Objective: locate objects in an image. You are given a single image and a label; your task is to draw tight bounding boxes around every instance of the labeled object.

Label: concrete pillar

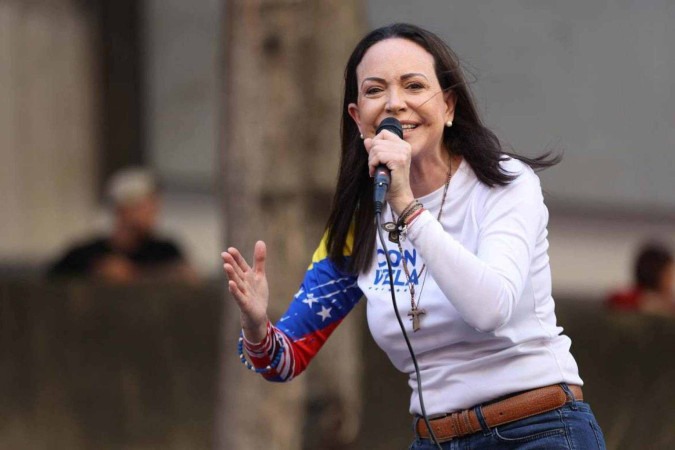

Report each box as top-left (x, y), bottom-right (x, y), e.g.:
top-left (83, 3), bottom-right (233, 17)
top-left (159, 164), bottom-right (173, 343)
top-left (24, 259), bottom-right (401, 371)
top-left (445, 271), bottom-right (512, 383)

top-left (0, 0), bottom-right (98, 267)
top-left (216, 0), bottom-right (364, 448)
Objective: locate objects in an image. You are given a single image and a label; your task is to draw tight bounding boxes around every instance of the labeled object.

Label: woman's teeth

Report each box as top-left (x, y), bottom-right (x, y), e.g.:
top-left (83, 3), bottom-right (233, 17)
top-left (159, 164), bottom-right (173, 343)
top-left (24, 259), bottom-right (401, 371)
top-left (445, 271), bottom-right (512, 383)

top-left (402, 124), bottom-right (417, 130)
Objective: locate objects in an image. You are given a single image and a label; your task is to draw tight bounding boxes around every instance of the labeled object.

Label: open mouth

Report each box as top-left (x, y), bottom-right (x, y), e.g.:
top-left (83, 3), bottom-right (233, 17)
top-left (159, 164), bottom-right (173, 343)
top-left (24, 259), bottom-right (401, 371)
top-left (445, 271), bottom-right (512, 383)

top-left (402, 123), bottom-right (418, 131)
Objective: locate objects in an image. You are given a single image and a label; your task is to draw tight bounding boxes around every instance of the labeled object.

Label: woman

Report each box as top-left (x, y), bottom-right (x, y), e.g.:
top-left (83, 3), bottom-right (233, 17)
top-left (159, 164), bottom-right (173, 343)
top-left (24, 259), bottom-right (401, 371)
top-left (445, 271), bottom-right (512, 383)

top-left (222, 23), bottom-right (606, 449)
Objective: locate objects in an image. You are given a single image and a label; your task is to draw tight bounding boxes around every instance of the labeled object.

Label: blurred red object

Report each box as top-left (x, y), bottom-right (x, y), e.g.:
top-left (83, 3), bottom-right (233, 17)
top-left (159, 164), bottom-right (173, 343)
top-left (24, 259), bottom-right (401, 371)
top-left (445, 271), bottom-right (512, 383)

top-left (606, 288), bottom-right (642, 310)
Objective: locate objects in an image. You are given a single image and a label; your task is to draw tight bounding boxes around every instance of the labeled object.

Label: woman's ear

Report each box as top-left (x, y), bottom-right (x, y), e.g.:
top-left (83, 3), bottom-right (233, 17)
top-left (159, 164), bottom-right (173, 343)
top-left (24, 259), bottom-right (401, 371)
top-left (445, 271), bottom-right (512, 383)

top-left (347, 103), bottom-right (362, 135)
top-left (444, 90), bottom-right (457, 123)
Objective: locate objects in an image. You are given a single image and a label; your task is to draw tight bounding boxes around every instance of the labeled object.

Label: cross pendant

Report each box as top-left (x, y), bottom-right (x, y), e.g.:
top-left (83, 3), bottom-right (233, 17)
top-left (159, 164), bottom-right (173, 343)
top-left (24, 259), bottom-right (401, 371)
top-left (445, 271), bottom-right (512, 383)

top-left (408, 307), bottom-right (426, 332)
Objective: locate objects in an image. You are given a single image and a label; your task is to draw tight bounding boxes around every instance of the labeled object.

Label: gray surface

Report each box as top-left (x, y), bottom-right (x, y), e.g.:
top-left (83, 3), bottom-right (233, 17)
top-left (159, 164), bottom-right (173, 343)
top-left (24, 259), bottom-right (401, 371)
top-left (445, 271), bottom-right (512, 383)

top-left (366, 1), bottom-right (675, 212)
top-left (144, 0), bottom-right (220, 189)
top-left (143, 1), bottom-right (675, 210)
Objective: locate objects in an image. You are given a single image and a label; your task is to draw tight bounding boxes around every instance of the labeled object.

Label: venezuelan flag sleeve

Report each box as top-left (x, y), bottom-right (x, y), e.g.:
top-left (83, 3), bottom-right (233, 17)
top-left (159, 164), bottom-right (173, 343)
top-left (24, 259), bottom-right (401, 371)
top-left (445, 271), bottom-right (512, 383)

top-left (243, 231), bottom-right (363, 382)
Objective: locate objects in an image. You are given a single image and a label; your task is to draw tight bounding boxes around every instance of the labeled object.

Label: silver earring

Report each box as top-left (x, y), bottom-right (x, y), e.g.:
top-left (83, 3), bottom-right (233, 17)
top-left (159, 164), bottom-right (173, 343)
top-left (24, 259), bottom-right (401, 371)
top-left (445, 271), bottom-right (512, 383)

top-left (360, 133), bottom-right (364, 139)
top-left (445, 120), bottom-right (453, 128)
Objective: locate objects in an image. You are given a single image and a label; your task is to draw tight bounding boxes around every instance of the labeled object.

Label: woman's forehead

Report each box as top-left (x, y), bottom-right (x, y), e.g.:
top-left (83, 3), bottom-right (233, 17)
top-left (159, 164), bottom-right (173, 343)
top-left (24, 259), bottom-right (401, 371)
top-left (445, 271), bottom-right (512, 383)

top-left (356, 38), bottom-right (436, 82)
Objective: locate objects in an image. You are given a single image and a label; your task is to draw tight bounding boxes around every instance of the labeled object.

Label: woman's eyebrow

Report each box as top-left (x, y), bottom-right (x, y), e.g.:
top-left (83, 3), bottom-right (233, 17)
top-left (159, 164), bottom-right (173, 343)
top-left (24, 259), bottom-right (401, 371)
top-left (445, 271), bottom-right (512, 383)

top-left (361, 73), bottom-right (429, 88)
top-left (400, 72), bottom-right (429, 81)
top-left (361, 76), bottom-right (385, 88)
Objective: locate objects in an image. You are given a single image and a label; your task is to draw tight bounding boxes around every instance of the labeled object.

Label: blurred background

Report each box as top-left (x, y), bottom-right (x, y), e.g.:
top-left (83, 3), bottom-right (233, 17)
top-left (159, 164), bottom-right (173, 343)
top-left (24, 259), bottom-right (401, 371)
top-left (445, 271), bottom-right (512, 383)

top-left (1, 0), bottom-right (674, 449)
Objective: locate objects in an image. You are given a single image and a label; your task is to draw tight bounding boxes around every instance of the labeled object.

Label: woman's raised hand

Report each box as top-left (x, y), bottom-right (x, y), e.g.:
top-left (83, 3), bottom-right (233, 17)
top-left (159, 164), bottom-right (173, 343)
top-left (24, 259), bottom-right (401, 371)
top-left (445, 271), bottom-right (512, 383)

top-left (221, 240), bottom-right (269, 342)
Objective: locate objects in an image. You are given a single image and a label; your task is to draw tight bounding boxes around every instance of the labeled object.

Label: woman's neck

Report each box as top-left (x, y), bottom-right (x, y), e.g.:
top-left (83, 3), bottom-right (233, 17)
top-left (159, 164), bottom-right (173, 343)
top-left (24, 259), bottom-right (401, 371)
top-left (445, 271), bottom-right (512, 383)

top-left (409, 150), bottom-right (460, 198)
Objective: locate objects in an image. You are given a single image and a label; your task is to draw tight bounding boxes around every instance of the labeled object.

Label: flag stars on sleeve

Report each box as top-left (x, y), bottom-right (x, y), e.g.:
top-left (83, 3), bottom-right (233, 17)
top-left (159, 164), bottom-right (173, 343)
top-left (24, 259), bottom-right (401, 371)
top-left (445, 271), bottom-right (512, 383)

top-left (317, 306), bottom-right (332, 321)
top-left (303, 294), bottom-right (318, 309)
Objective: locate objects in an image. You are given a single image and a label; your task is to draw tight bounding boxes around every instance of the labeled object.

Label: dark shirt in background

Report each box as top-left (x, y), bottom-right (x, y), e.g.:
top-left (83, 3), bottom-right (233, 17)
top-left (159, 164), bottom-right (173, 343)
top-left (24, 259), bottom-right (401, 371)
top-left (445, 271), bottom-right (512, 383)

top-left (47, 236), bottom-right (184, 278)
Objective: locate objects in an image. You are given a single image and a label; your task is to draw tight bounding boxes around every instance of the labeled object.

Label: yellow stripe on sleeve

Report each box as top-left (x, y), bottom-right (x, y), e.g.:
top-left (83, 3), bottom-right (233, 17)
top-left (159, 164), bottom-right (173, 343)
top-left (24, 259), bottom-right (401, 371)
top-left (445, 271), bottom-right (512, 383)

top-left (308, 224), bottom-right (355, 270)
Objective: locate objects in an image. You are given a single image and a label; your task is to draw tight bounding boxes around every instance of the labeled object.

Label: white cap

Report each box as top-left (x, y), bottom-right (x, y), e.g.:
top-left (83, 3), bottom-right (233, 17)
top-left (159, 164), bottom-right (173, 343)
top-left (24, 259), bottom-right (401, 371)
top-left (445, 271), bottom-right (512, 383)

top-left (106, 167), bottom-right (158, 206)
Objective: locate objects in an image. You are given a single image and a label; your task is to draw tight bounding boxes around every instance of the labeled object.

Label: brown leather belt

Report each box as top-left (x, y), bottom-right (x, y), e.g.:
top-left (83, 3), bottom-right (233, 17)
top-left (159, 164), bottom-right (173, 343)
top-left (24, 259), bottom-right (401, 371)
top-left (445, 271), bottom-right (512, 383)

top-left (415, 384), bottom-right (583, 443)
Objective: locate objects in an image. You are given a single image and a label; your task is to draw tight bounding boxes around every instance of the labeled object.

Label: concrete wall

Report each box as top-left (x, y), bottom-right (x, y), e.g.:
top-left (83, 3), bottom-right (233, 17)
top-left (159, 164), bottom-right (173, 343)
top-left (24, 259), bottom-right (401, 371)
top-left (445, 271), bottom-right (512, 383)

top-left (0, 280), bottom-right (223, 450)
top-left (2, 281), bottom-right (674, 449)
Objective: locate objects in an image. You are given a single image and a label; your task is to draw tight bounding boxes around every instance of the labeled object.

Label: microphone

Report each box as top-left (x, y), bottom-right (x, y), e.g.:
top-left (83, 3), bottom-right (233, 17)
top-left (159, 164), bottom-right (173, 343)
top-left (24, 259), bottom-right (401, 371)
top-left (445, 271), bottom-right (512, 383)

top-left (373, 117), bottom-right (403, 214)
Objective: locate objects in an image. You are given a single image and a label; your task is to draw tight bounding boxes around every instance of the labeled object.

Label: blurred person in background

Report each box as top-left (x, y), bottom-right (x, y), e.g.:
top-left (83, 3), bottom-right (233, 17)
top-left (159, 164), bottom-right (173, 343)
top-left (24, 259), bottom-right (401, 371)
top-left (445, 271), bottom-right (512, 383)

top-left (47, 167), bottom-right (197, 283)
top-left (223, 23), bottom-right (605, 449)
top-left (607, 242), bottom-right (675, 316)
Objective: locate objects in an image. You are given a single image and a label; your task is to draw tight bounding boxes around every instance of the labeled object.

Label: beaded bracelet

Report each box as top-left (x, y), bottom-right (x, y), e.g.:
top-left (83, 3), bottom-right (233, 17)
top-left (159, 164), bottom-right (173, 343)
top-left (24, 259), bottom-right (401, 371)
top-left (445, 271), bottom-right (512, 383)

top-left (237, 331), bottom-right (285, 373)
top-left (398, 202), bottom-right (424, 227)
top-left (393, 203), bottom-right (425, 242)
top-left (404, 207), bottom-right (425, 226)
top-left (397, 199), bottom-right (421, 221)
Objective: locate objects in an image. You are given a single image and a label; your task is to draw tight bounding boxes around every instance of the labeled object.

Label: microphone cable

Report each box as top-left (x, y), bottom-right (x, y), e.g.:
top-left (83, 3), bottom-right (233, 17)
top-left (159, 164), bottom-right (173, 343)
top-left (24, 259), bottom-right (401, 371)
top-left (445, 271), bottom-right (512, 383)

top-left (375, 211), bottom-right (443, 450)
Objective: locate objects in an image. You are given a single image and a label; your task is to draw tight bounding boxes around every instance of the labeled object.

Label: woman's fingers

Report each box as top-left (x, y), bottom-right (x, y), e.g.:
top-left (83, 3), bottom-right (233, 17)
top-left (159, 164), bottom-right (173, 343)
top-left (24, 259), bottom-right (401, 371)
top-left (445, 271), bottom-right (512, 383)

top-left (375, 129), bottom-right (403, 141)
top-left (221, 243), bottom-right (267, 305)
top-left (228, 247), bottom-right (252, 273)
top-left (223, 263), bottom-right (247, 294)
top-left (221, 244), bottom-right (270, 336)
top-left (367, 146), bottom-right (409, 173)
top-left (221, 252), bottom-right (249, 292)
top-left (222, 253), bottom-right (247, 282)
top-left (364, 138), bottom-right (376, 176)
top-left (365, 132), bottom-right (410, 166)
top-left (225, 263), bottom-right (260, 315)
top-left (222, 247), bottom-right (253, 284)
top-left (253, 241), bottom-right (267, 275)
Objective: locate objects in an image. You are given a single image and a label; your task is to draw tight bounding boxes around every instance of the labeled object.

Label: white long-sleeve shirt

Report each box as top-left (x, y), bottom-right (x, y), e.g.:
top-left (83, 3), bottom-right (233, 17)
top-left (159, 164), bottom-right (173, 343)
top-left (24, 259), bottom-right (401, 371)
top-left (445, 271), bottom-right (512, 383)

top-left (359, 157), bottom-right (582, 415)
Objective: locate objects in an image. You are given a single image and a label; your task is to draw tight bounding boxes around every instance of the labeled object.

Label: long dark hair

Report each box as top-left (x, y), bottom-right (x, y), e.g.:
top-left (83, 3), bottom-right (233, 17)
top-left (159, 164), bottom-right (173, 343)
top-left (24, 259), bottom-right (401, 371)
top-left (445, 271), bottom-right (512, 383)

top-left (326, 23), bottom-right (560, 274)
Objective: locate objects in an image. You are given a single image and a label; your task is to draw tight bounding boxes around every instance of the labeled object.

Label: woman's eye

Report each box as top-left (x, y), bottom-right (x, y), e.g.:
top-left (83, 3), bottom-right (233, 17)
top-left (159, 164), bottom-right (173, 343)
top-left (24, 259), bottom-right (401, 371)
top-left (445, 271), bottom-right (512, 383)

top-left (365, 87), bottom-right (383, 95)
top-left (407, 82), bottom-right (425, 90)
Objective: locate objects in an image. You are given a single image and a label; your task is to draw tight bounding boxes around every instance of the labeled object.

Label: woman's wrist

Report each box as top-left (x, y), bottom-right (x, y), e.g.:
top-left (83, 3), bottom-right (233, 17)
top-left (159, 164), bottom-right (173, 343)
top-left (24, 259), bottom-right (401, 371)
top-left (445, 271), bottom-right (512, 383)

top-left (238, 321), bottom-right (285, 374)
top-left (241, 315), bottom-right (270, 344)
top-left (389, 192), bottom-right (416, 215)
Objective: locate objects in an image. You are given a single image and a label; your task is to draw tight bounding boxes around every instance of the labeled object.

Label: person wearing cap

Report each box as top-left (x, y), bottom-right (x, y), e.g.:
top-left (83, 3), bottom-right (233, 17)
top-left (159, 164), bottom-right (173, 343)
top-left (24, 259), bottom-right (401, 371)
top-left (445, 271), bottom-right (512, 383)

top-left (47, 167), bottom-right (196, 283)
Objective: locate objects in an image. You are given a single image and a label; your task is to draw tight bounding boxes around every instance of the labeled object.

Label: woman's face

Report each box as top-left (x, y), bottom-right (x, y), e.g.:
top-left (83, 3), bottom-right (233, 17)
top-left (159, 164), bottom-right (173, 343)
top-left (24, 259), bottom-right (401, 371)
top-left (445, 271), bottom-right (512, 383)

top-left (348, 38), bottom-right (455, 160)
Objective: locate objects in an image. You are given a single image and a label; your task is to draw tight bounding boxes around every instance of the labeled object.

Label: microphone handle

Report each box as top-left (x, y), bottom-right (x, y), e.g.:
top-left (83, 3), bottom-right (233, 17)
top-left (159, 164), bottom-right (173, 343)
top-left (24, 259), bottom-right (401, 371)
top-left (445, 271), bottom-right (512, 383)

top-left (373, 117), bottom-right (402, 215)
top-left (374, 164), bottom-right (390, 214)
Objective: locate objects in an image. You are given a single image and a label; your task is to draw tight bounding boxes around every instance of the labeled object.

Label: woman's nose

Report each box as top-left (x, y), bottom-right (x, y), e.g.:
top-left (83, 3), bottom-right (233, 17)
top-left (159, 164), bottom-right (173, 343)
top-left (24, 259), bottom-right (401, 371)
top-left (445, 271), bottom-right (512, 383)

top-left (385, 88), bottom-right (406, 113)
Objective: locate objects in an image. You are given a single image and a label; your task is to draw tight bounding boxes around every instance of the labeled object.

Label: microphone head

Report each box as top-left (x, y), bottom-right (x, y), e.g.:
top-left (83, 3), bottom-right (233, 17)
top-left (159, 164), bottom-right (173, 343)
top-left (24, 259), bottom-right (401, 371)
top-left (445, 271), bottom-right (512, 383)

top-left (376, 117), bottom-right (403, 139)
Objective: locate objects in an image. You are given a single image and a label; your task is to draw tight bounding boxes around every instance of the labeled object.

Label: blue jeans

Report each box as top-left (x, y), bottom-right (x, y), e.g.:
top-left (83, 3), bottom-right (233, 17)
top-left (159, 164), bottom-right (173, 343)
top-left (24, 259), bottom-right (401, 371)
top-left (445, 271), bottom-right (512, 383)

top-left (409, 401), bottom-right (606, 449)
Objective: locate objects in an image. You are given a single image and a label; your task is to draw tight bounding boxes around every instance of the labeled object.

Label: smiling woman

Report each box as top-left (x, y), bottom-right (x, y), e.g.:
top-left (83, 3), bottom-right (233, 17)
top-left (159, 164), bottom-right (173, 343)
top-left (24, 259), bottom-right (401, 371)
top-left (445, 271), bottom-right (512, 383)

top-left (347, 38), bottom-right (456, 215)
top-left (222, 23), bottom-right (605, 449)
